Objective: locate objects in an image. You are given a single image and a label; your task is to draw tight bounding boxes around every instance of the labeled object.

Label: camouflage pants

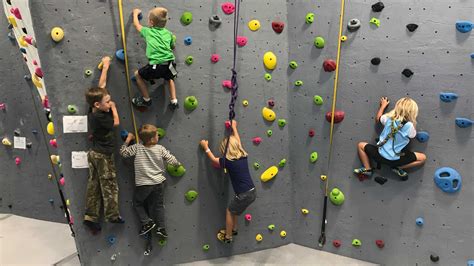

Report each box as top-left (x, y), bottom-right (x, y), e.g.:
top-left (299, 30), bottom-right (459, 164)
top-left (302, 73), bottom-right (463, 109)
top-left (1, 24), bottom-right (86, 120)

top-left (84, 150), bottom-right (120, 223)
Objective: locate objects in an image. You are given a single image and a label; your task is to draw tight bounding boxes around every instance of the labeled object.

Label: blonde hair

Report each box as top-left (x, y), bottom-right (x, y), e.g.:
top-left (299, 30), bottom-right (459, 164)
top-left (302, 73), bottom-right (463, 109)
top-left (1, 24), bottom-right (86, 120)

top-left (149, 7), bottom-right (168, 28)
top-left (385, 97), bottom-right (418, 126)
top-left (139, 124), bottom-right (157, 145)
top-left (219, 135), bottom-right (248, 161)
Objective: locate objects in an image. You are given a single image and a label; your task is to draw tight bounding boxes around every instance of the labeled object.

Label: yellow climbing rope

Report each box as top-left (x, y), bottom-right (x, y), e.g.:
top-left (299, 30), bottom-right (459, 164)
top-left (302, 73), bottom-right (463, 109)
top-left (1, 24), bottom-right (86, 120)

top-left (118, 0), bottom-right (139, 138)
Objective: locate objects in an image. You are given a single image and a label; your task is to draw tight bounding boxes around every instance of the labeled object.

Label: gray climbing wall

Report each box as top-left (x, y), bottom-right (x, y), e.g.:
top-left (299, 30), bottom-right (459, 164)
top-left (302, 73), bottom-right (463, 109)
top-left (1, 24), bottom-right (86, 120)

top-left (288, 0), bottom-right (473, 265)
top-left (0, 11), bottom-right (66, 223)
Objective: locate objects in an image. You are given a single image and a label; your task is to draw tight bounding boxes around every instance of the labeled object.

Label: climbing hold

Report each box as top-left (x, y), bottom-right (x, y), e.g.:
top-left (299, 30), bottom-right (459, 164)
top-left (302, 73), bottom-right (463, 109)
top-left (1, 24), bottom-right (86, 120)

top-left (375, 240), bottom-right (385, 248)
top-left (455, 20), bottom-right (473, 33)
top-left (415, 131), bottom-right (430, 142)
top-left (158, 239), bottom-right (167, 246)
top-left (308, 129), bottom-right (315, 137)
top-left (260, 166), bottom-right (278, 182)
top-left (325, 110), bottom-right (345, 123)
top-left (157, 128), bottom-right (166, 138)
top-left (115, 49), bottom-right (125, 61)
top-left (245, 214), bottom-right (252, 221)
top-left (333, 240), bottom-right (342, 248)
top-left (225, 120), bottom-right (232, 129)
top-left (439, 92), bottom-right (458, 102)
top-left (371, 57), bottom-right (381, 65)
top-left (272, 21), bottom-right (285, 34)
top-left (301, 208), bottom-right (309, 215)
top-left (24, 74), bottom-right (31, 80)
top-left (352, 239), bottom-right (362, 247)
top-left (330, 188), bottom-right (345, 205)
top-left (184, 96), bottom-right (198, 111)
top-left (202, 244), bottom-right (210, 251)
top-left (84, 69), bottom-right (93, 76)
top-left (267, 99), bottom-right (275, 107)
top-left (236, 36), bottom-right (248, 47)
top-left (48, 174), bottom-right (53, 180)
top-left (48, 198), bottom-right (54, 204)
top-left (19, 48), bottom-right (27, 54)
top-left (242, 100), bottom-right (249, 107)
top-left (267, 130), bottom-right (273, 137)
top-left (323, 59), bottom-right (337, 72)
top-left (320, 175), bottom-right (327, 181)
top-left (35, 67), bottom-right (44, 78)
top-left (406, 23), bottom-right (419, 32)
top-left (183, 36), bottom-right (192, 45)
top-left (471, 53), bottom-right (474, 59)
top-left (278, 159), bottom-right (286, 168)
top-left (180, 12), bottom-right (193, 25)
top-left (221, 2), bottom-right (235, 14)
top-left (10, 7), bottom-right (22, 19)
top-left (24, 36), bottom-right (34, 46)
top-left (252, 137), bottom-right (262, 145)
top-left (47, 122), bottom-right (55, 135)
top-left (209, 15), bottom-right (222, 28)
top-left (264, 73), bottom-right (272, 81)
top-left (14, 128), bottom-right (21, 136)
top-left (347, 18), bottom-right (361, 32)
top-left (289, 61), bottom-right (298, 69)
top-left (256, 234), bottom-right (263, 242)
top-left (430, 254), bottom-right (439, 262)
top-left (371, 1), bottom-right (385, 12)
top-left (280, 231), bottom-right (287, 238)
top-left (402, 68), bottom-right (414, 78)
top-left (370, 17), bottom-right (381, 27)
top-left (107, 235), bottom-right (116, 245)
top-left (7, 32), bottom-right (15, 40)
top-left (313, 95), bottom-right (323, 105)
top-left (278, 119), bottom-right (287, 127)
top-left (434, 167), bottom-right (462, 193)
top-left (416, 217), bottom-right (424, 226)
top-left (310, 152), bottom-right (318, 163)
top-left (455, 118), bottom-right (473, 128)
top-left (15, 157), bottom-right (21, 165)
top-left (50, 155), bottom-right (60, 165)
top-left (314, 36), bottom-right (325, 49)
top-left (8, 16), bottom-right (17, 28)
top-left (210, 54), bottom-right (220, 63)
top-left (467, 259), bottom-right (474, 266)
top-left (248, 20), bottom-right (261, 31)
top-left (222, 80), bottom-right (232, 89)
top-left (2, 137), bottom-right (12, 146)
top-left (0, 103), bottom-right (5, 111)
top-left (340, 35), bottom-right (347, 42)
top-left (294, 80), bottom-right (303, 86)
top-left (253, 162), bottom-right (260, 170)
top-left (185, 190), bottom-right (198, 202)
top-left (305, 13), bottom-right (315, 24)
top-left (185, 56), bottom-right (194, 65)
top-left (67, 105), bottom-right (77, 114)
top-left (262, 107), bottom-right (276, 122)
top-left (374, 176), bottom-right (388, 185)
top-left (51, 27), bottom-right (64, 42)
top-left (32, 129), bottom-right (38, 134)
top-left (263, 51), bottom-right (277, 70)
top-left (49, 139), bottom-right (58, 148)
top-left (166, 164), bottom-right (186, 177)
top-left (18, 36), bottom-right (28, 47)
top-left (268, 224), bottom-right (275, 231)
top-left (59, 177), bottom-right (65, 186)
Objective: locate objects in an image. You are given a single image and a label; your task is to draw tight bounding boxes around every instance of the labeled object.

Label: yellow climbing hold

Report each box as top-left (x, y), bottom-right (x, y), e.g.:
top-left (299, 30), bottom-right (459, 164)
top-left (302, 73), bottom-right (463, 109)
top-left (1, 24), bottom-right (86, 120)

top-left (301, 208), bottom-right (309, 215)
top-left (47, 122), bottom-right (55, 135)
top-left (32, 74), bottom-right (43, 88)
top-left (256, 234), bottom-right (263, 242)
top-left (98, 56), bottom-right (111, 70)
top-left (18, 36), bottom-right (28, 47)
top-left (262, 107), bottom-right (276, 122)
top-left (8, 16), bottom-right (17, 27)
top-left (280, 231), bottom-right (287, 238)
top-left (341, 35), bottom-right (347, 42)
top-left (248, 19), bottom-right (261, 31)
top-left (320, 175), bottom-right (327, 181)
top-left (2, 137), bottom-right (12, 146)
top-left (50, 155), bottom-right (60, 165)
top-left (260, 166), bottom-right (278, 182)
top-left (51, 27), bottom-right (64, 42)
top-left (242, 100), bottom-right (249, 107)
top-left (263, 51), bottom-right (277, 70)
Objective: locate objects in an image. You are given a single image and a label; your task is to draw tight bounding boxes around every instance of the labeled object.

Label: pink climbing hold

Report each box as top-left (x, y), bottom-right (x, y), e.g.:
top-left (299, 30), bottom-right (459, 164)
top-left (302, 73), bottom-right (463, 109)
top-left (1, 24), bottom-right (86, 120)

top-left (210, 54), bottom-right (220, 63)
top-left (10, 8), bottom-right (21, 20)
top-left (24, 36), bottom-right (33, 45)
top-left (49, 139), bottom-right (57, 148)
top-left (15, 157), bottom-right (21, 165)
top-left (221, 2), bottom-right (235, 15)
top-left (0, 103), bottom-right (6, 110)
top-left (236, 36), bottom-right (248, 47)
top-left (252, 137), bottom-right (262, 145)
top-left (325, 110), bottom-right (345, 123)
top-left (225, 120), bottom-right (232, 129)
top-left (35, 67), bottom-right (43, 78)
top-left (43, 96), bottom-right (50, 108)
top-left (59, 177), bottom-right (65, 186)
top-left (308, 129), bottom-right (315, 137)
top-left (222, 80), bottom-right (232, 89)
top-left (375, 239), bottom-right (385, 248)
top-left (245, 214), bottom-right (252, 221)
top-left (323, 59), bottom-right (337, 72)
top-left (32, 59), bottom-right (38, 66)
top-left (333, 239), bottom-right (341, 248)
top-left (267, 99), bottom-right (275, 107)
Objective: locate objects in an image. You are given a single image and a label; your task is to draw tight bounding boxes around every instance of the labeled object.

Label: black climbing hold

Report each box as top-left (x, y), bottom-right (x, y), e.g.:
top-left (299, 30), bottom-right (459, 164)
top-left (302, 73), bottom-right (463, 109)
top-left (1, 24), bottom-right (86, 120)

top-left (371, 57), bottom-right (381, 65)
top-left (371, 2), bottom-right (385, 12)
top-left (22, 27), bottom-right (27, 34)
top-left (347, 18), bottom-right (361, 32)
top-left (406, 23), bottom-right (418, 32)
top-left (26, 142), bottom-right (33, 149)
top-left (8, 204), bottom-right (12, 209)
top-left (14, 128), bottom-right (21, 136)
top-left (402, 68), bottom-right (414, 78)
top-left (374, 176), bottom-right (387, 185)
top-left (209, 15), bottom-right (222, 28)
top-left (430, 254), bottom-right (439, 262)
top-left (6, 0), bottom-right (12, 5)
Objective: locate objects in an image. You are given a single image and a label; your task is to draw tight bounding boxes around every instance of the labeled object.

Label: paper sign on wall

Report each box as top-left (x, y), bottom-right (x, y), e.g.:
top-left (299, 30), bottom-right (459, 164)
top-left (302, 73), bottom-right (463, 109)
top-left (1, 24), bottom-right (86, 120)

top-left (13, 136), bottom-right (26, 149)
top-left (63, 116), bottom-right (88, 133)
top-left (71, 151), bottom-right (89, 168)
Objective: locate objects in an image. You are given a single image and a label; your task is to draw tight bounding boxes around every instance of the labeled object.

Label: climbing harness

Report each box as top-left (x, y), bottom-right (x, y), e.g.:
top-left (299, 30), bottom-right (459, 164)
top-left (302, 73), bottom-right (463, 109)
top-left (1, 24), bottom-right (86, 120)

top-left (318, 0), bottom-right (346, 247)
top-left (222, 0), bottom-right (241, 173)
top-left (376, 120), bottom-right (406, 157)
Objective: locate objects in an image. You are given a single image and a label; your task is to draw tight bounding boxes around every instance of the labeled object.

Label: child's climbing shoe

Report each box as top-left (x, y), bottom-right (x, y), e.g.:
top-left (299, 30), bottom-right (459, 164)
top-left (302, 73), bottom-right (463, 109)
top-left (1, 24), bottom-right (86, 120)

top-left (139, 221), bottom-right (156, 236)
top-left (156, 227), bottom-right (168, 238)
top-left (217, 229), bottom-right (233, 243)
top-left (168, 102), bottom-right (179, 111)
top-left (109, 216), bottom-right (125, 224)
top-left (353, 167), bottom-right (373, 181)
top-left (232, 230), bottom-right (238, 236)
top-left (392, 168), bottom-right (408, 180)
top-left (132, 96), bottom-right (152, 107)
top-left (84, 220), bottom-right (101, 234)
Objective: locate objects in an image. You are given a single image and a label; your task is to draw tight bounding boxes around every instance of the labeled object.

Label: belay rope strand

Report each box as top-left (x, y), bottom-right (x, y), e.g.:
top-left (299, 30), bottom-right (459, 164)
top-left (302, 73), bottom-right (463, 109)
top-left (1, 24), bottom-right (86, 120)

top-left (318, 0), bottom-right (346, 247)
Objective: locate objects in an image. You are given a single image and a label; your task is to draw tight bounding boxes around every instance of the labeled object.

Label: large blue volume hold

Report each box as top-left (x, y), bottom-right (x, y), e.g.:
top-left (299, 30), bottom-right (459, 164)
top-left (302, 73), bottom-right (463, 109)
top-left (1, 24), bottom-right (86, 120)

top-left (434, 167), bottom-right (462, 193)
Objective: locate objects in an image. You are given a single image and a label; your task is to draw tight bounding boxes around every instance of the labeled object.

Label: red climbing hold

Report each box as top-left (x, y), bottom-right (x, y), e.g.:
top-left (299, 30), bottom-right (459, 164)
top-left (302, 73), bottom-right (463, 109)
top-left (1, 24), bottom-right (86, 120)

top-left (252, 137), bottom-right (262, 145)
top-left (225, 120), bottom-right (232, 129)
top-left (333, 240), bottom-right (341, 248)
top-left (323, 59), bottom-right (337, 72)
top-left (222, 80), bottom-right (232, 89)
top-left (267, 99), bottom-right (275, 107)
top-left (272, 21), bottom-right (285, 34)
top-left (325, 110), bottom-right (345, 123)
top-left (375, 239), bottom-right (385, 248)
top-left (35, 67), bottom-right (43, 78)
top-left (24, 36), bottom-right (33, 45)
top-left (309, 129), bottom-right (315, 137)
top-left (10, 8), bottom-right (22, 20)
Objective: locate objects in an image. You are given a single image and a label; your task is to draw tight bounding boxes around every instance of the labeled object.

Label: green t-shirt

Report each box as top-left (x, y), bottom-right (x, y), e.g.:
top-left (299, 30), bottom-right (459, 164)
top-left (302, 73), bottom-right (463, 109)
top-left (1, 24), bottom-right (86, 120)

top-left (140, 27), bottom-right (175, 65)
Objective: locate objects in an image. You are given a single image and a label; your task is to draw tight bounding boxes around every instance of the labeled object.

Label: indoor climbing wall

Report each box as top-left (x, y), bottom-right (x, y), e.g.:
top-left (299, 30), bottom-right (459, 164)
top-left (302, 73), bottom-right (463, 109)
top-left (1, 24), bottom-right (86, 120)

top-left (0, 1), bottom-right (66, 223)
top-left (288, 0), bottom-right (473, 265)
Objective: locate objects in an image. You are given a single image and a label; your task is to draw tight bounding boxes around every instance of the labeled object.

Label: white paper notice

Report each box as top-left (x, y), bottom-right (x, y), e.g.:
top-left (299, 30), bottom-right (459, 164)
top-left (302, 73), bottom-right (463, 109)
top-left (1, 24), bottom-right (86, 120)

top-left (13, 136), bottom-right (26, 149)
top-left (63, 116), bottom-right (88, 133)
top-left (71, 151), bottom-right (89, 168)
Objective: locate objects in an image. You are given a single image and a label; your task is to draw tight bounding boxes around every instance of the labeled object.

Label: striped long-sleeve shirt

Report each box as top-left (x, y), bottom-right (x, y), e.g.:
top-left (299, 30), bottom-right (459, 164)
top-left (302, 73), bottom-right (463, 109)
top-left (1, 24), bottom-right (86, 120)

top-left (120, 143), bottom-right (180, 186)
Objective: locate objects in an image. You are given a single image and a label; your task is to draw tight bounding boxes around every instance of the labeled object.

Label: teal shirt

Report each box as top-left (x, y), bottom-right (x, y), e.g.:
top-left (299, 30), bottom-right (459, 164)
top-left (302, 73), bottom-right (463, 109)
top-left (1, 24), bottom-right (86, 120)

top-left (140, 27), bottom-right (175, 65)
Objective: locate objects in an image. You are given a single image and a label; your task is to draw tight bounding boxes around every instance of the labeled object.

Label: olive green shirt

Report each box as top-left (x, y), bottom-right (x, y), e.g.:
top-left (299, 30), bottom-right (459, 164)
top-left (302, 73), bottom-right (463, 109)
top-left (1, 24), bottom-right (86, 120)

top-left (140, 26), bottom-right (175, 65)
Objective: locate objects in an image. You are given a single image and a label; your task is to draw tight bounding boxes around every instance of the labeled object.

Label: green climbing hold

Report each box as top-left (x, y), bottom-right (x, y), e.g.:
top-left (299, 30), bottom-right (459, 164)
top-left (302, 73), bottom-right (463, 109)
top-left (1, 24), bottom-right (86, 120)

top-left (330, 188), bottom-right (345, 205)
top-left (166, 164), bottom-right (186, 177)
top-left (278, 119), bottom-right (287, 127)
top-left (202, 244), bottom-right (210, 251)
top-left (84, 69), bottom-right (93, 76)
top-left (158, 239), bottom-right (167, 246)
top-left (267, 129), bottom-right (273, 137)
top-left (253, 162), bottom-right (260, 170)
top-left (185, 190), bottom-right (198, 202)
top-left (310, 152), bottom-right (318, 163)
top-left (279, 159), bottom-right (287, 167)
top-left (172, 34), bottom-right (177, 44)
top-left (314, 36), bottom-right (325, 48)
top-left (185, 56), bottom-right (194, 65)
top-left (305, 13), bottom-right (315, 24)
top-left (157, 128), bottom-right (166, 138)
top-left (370, 17), bottom-right (380, 27)
top-left (313, 95), bottom-right (323, 105)
top-left (294, 80), bottom-right (303, 86)
top-left (184, 96), bottom-right (198, 111)
top-left (264, 73), bottom-right (272, 81)
top-left (180, 12), bottom-right (193, 25)
top-left (289, 61), bottom-right (298, 69)
top-left (352, 239), bottom-right (362, 247)
top-left (268, 224), bottom-right (275, 230)
top-left (67, 104), bottom-right (77, 114)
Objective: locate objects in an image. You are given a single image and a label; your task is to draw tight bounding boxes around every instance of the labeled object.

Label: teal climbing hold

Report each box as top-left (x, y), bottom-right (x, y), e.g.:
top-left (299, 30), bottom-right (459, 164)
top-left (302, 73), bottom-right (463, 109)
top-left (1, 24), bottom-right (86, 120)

top-left (184, 96), bottom-right (198, 111)
top-left (310, 152), bottom-right (318, 163)
top-left (314, 36), bottom-right (325, 48)
top-left (185, 190), bottom-right (198, 202)
top-left (305, 13), bottom-right (315, 24)
top-left (294, 80), bottom-right (303, 86)
top-left (181, 12), bottom-right (193, 25)
top-left (115, 49), bottom-right (124, 61)
top-left (167, 164), bottom-right (186, 177)
top-left (185, 56), bottom-right (194, 65)
top-left (330, 188), bottom-right (345, 205)
top-left (289, 61), bottom-right (298, 69)
top-left (264, 73), bottom-right (272, 81)
top-left (278, 119), bottom-right (287, 127)
top-left (313, 95), bottom-right (323, 105)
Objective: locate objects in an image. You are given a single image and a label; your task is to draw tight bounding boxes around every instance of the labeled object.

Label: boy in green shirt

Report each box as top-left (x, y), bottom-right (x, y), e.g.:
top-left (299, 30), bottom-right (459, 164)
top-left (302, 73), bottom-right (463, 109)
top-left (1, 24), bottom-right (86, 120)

top-left (132, 7), bottom-right (178, 110)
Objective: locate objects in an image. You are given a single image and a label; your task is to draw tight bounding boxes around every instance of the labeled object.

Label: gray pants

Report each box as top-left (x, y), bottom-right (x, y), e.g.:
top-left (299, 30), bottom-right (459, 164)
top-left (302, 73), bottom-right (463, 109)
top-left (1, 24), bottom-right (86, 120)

top-left (133, 183), bottom-right (165, 227)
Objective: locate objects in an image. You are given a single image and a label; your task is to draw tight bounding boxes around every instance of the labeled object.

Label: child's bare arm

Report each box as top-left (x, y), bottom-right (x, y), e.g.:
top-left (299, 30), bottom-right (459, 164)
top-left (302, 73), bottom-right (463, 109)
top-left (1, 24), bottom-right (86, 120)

top-left (98, 56), bottom-right (111, 89)
top-left (133, 9), bottom-right (143, 32)
top-left (200, 140), bottom-right (220, 165)
top-left (231, 120), bottom-right (242, 144)
top-left (110, 101), bottom-right (120, 127)
top-left (376, 97), bottom-right (390, 124)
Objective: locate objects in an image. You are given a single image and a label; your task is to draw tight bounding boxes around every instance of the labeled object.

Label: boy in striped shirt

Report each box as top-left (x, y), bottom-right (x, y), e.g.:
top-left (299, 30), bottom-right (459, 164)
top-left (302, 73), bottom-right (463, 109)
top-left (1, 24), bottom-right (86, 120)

top-left (120, 124), bottom-right (181, 237)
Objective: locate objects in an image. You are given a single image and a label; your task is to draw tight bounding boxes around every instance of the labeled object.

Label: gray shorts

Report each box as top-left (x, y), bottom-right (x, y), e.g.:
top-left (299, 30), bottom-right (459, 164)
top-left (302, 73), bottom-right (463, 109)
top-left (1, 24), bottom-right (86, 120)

top-left (228, 188), bottom-right (256, 215)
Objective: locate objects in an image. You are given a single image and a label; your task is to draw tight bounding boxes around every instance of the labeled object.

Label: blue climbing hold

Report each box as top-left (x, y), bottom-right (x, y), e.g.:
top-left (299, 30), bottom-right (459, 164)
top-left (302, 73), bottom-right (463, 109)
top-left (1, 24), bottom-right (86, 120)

top-left (434, 167), bottom-right (462, 193)
top-left (439, 92), bottom-right (458, 102)
top-left (415, 217), bottom-right (424, 226)
top-left (415, 131), bottom-right (429, 142)
top-left (120, 130), bottom-right (128, 141)
top-left (467, 259), bottom-right (474, 266)
top-left (19, 47), bottom-right (26, 54)
top-left (131, 75), bottom-right (136, 82)
top-left (184, 36), bottom-right (192, 45)
top-left (115, 49), bottom-right (125, 61)
top-left (137, 12), bottom-right (143, 20)
top-left (471, 53), bottom-right (474, 59)
top-left (107, 235), bottom-right (116, 245)
top-left (455, 20), bottom-right (473, 33)
top-left (455, 117), bottom-right (473, 128)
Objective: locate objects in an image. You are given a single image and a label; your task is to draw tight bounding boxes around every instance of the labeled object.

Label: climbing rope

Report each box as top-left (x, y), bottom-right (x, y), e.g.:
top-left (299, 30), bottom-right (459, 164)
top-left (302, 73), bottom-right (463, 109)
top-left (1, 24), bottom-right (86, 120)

top-left (319, 0), bottom-right (346, 247)
top-left (118, 0), bottom-right (139, 139)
